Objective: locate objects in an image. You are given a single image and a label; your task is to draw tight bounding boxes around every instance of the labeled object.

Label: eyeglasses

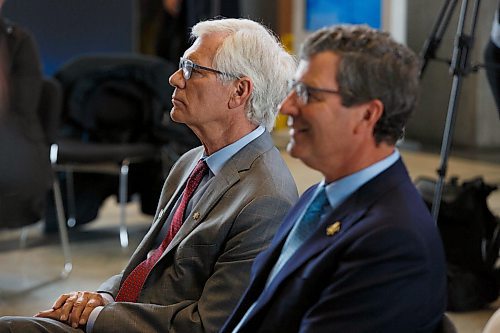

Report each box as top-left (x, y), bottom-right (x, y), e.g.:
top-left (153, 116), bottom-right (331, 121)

top-left (287, 79), bottom-right (341, 105)
top-left (179, 57), bottom-right (237, 80)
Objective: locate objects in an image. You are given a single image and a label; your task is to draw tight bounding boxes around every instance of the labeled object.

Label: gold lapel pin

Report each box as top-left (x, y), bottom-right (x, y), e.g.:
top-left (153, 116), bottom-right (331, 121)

top-left (193, 212), bottom-right (201, 220)
top-left (326, 221), bottom-right (341, 236)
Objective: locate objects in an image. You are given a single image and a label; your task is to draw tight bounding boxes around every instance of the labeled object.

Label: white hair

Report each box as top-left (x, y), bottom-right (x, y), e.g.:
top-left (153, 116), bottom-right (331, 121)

top-left (192, 18), bottom-right (296, 131)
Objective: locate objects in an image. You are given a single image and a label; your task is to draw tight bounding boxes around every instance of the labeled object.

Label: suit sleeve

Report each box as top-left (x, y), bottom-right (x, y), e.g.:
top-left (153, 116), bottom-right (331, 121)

top-left (299, 223), bottom-right (442, 333)
top-left (92, 195), bottom-right (293, 333)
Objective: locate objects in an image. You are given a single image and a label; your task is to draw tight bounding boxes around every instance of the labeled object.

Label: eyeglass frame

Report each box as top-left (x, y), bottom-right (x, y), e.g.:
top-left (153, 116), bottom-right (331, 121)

top-left (179, 57), bottom-right (238, 80)
top-left (287, 79), bottom-right (341, 105)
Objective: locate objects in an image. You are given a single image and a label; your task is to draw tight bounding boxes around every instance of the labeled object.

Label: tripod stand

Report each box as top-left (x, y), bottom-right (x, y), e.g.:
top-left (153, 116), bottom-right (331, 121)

top-left (419, 0), bottom-right (482, 221)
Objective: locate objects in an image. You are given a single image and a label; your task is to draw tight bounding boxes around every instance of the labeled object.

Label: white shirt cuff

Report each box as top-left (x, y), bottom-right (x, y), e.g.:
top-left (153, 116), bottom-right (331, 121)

top-left (85, 293), bottom-right (114, 333)
top-left (86, 306), bottom-right (104, 333)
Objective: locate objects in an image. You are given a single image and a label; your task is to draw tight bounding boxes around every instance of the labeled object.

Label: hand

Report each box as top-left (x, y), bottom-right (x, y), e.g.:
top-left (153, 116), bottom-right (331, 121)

top-left (34, 307), bottom-right (63, 321)
top-left (36, 291), bottom-right (110, 328)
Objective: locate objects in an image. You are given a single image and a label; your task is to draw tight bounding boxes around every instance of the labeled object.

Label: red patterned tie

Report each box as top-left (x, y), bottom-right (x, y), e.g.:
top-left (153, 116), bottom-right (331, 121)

top-left (115, 159), bottom-right (208, 302)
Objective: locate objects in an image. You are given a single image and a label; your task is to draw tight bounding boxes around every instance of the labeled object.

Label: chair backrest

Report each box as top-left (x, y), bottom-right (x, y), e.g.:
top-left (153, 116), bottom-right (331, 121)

top-left (54, 54), bottom-right (199, 148)
top-left (38, 77), bottom-right (62, 145)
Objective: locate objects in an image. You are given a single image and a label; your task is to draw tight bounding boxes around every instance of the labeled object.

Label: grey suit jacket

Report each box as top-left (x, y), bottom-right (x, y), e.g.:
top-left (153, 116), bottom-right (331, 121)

top-left (95, 131), bottom-right (298, 333)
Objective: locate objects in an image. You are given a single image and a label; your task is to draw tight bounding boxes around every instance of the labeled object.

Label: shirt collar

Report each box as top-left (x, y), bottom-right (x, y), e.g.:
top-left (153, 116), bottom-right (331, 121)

top-left (204, 126), bottom-right (265, 176)
top-left (322, 149), bottom-right (400, 211)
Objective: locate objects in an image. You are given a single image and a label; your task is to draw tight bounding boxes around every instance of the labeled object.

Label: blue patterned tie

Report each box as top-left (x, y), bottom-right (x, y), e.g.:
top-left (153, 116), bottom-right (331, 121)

top-left (267, 186), bottom-right (329, 284)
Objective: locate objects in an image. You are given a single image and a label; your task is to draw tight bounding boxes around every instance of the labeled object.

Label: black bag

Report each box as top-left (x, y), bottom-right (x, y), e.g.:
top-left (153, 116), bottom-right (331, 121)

top-left (415, 176), bottom-right (500, 311)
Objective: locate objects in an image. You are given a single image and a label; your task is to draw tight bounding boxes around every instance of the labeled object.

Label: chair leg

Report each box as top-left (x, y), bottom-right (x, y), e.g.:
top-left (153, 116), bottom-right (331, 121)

top-left (65, 170), bottom-right (77, 228)
top-left (19, 227), bottom-right (29, 248)
top-left (119, 160), bottom-right (129, 249)
top-left (53, 173), bottom-right (73, 277)
top-left (50, 143), bottom-right (72, 277)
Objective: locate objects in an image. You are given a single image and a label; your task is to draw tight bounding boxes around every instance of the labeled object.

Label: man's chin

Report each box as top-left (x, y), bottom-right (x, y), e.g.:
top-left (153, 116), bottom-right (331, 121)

top-left (286, 141), bottom-right (301, 159)
top-left (170, 109), bottom-right (185, 124)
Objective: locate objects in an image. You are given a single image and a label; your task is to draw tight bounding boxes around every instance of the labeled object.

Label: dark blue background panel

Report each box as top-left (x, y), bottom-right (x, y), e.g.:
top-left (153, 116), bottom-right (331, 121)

top-left (3, 0), bottom-right (136, 75)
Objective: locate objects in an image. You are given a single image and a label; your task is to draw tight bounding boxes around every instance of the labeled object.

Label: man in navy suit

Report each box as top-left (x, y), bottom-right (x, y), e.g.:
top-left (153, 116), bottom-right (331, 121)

top-left (221, 25), bottom-right (447, 333)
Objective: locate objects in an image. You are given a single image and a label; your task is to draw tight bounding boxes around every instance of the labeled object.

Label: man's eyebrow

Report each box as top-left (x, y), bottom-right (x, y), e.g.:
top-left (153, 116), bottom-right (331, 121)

top-left (186, 56), bottom-right (202, 64)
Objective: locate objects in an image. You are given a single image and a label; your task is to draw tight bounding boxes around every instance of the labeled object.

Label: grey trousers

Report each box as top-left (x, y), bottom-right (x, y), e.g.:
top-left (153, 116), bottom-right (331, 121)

top-left (0, 316), bottom-right (83, 333)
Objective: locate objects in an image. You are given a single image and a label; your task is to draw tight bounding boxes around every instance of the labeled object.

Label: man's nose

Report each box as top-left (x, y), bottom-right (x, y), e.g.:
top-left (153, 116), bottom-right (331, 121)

top-left (169, 68), bottom-right (185, 88)
top-left (278, 92), bottom-right (299, 116)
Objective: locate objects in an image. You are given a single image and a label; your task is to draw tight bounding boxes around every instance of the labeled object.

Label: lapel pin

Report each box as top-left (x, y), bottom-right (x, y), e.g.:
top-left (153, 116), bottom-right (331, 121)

top-left (193, 212), bottom-right (201, 220)
top-left (326, 221), bottom-right (341, 236)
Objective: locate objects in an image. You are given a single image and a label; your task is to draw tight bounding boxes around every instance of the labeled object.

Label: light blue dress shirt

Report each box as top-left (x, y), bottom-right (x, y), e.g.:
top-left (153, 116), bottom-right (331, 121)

top-left (205, 126), bottom-right (265, 176)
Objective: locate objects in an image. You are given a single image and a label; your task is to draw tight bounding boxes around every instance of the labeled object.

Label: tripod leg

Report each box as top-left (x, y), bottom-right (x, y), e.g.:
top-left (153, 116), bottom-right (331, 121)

top-left (431, 0), bottom-right (480, 221)
top-left (431, 74), bottom-right (464, 221)
top-left (420, 0), bottom-right (459, 76)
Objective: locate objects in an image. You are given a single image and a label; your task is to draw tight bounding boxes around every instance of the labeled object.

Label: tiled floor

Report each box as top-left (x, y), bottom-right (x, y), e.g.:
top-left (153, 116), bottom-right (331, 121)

top-left (0, 143), bottom-right (499, 332)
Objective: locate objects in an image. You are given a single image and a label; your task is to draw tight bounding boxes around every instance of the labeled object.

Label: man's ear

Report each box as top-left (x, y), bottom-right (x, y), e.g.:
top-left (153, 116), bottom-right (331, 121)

top-left (355, 99), bottom-right (384, 133)
top-left (228, 77), bottom-right (252, 109)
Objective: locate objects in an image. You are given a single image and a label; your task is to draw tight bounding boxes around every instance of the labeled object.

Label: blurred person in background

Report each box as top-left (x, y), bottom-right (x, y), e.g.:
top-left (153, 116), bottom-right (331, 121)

top-left (139, 0), bottom-right (239, 61)
top-left (0, 0), bottom-right (51, 229)
top-left (155, 0), bottom-right (239, 63)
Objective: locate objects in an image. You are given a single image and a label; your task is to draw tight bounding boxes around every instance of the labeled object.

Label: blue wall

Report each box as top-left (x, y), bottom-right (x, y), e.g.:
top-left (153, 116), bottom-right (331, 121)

top-left (3, 1), bottom-right (136, 75)
top-left (306, 0), bottom-right (381, 31)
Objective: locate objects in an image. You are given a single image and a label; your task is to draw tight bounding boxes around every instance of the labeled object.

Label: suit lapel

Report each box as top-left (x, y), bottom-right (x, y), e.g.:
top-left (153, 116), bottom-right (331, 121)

top-left (163, 131), bottom-right (275, 255)
top-left (121, 151), bottom-right (203, 276)
top-left (248, 186), bottom-right (317, 281)
top-left (164, 167), bottom-right (240, 252)
top-left (252, 194), bottom-right (367, 308)
top-left (154, 152), bottom-right (203, 222)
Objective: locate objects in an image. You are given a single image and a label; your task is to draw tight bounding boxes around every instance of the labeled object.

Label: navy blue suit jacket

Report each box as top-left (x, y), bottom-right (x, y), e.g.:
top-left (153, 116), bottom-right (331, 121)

top-left (221, 159), bottom-right (447, 333)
